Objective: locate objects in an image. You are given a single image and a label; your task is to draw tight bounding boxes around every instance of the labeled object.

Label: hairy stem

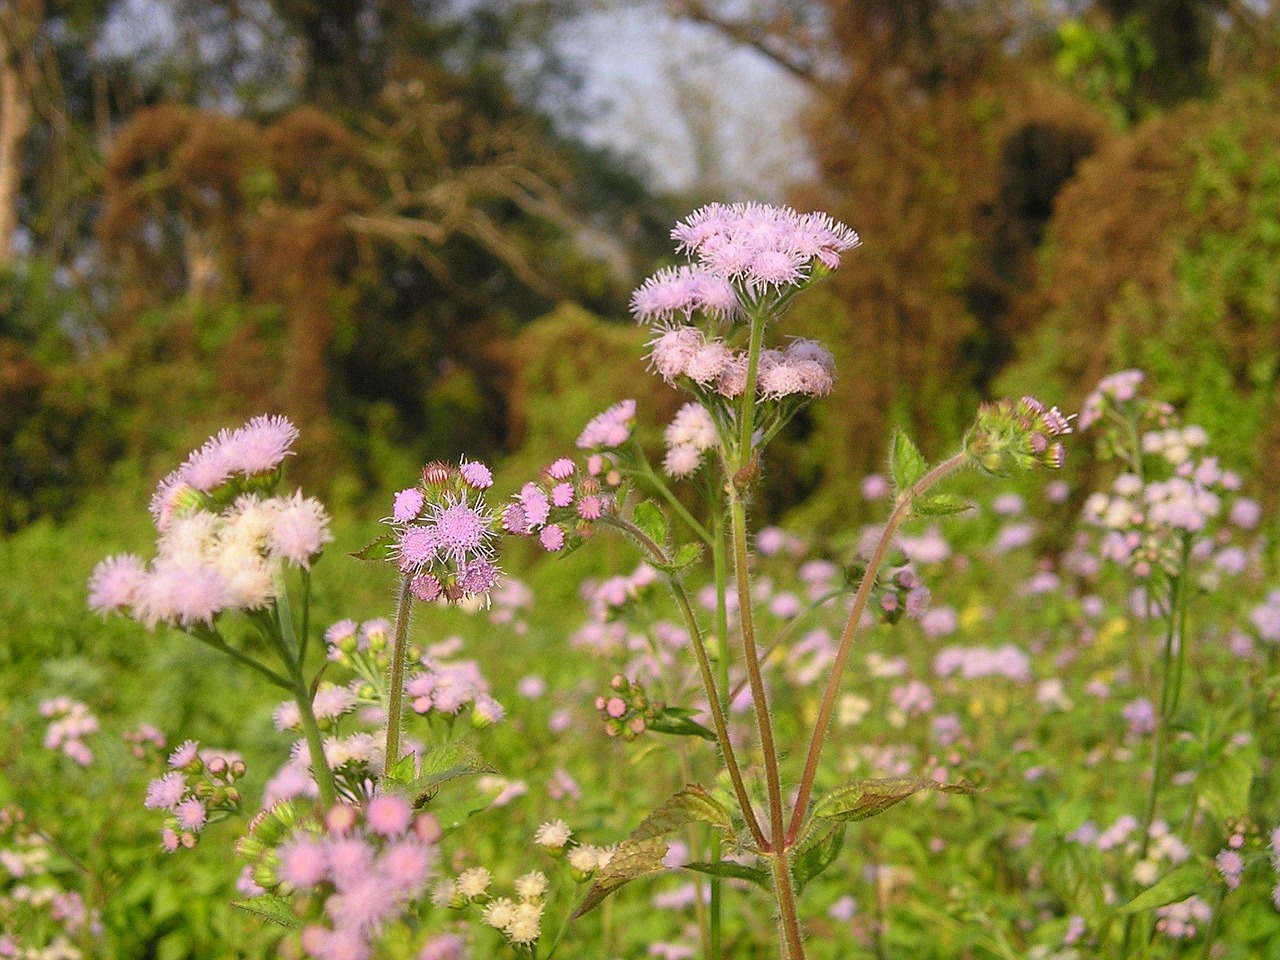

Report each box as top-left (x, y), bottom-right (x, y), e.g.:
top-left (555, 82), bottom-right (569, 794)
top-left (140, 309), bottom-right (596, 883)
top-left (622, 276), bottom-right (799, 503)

top-left (770, 850), bottom-right (807, 960)
top-left (709, 501), bottom-right (731, 958)
top-left (786, 452), bottom-right (968, 843)
top-left (188, 626), bottom-right (292, 691)
top-left (384, 574), bottom-right (415, 778)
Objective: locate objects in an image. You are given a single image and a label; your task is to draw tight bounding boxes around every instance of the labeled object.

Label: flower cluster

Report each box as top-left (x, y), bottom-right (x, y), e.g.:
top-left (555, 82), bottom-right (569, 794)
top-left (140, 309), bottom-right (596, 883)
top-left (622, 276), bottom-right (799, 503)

top-left (965, 396), bottom-right (1072, 474)
top-left (143, 740), bottom-right (246, 852)
top-left (1079, 380), bottom-right (1252, 579)
top-left (502, 454), bottom-right (621, 553)
top-left (406, 642), bottom-right (504, 728)
top-left (238, 795), bottom-right (439, 960)
top-left (88, 416), bottom-right (332, 628)
top-left (1077, 369), bottom-right (1145, 431)
top-left (433, 859), bottom-right (550, 949)
top-left (662, 402), bottom-right (719, 478)
top-left (647, 328), bottom-right (835, 403)
top-left (388, 460), bottom-right (500, 605)
top-left (1154, 895), bottom-right (1212, 940)
top-left (631, 203), bottom-right (859, 320)
top-left (595, 674), bottom-right (664, 741)
top-left (0, 807), bottom-right (102, 960)
top-left (576, 399), bottom-right (636, 451)
top-left (39, 698), bottom-right (98, 766)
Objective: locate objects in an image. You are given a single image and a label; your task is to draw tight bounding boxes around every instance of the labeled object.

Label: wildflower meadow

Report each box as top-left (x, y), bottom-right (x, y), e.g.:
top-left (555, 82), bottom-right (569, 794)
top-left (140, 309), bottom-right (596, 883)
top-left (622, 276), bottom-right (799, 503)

top-left (5, 198), bottom-right (1279, 960)
top-left (5, 4), bottom-right (1280, 959)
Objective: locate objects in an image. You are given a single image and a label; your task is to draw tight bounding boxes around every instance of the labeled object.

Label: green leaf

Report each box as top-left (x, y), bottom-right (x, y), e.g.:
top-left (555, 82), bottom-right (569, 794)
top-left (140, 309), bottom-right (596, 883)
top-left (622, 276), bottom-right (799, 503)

top-left (682, 860), bottom-right (770, 890)
top-left (633, 500), bottom-right (670, 549)
top-left (384, 753), bottom-right (416, 787)
top-left (1047, 841), bottom-right (1106, 926)
top-left (913, 493), bottom-right (971, 517)
top-left (649, 710), bottom-right (717, 741)
top-left (571, 785), bottom-right (736, 918)
top-left (405, 744), bottom-right (495, 806)
top-left (632, 785), bottom-right (734, 841)
top-left (813, 777), bottom-right (976, 823)
top-left (670, 542), bottom-right (702, 571)
top-left (890, 430), bottom-right (927, 492)
top-left (571, 837), bottom-right (668, 918)
top-left (1197, 752), bottom-right (1254, 820)
top-left (791, 824), bottom-right (846, 891)
top-left (232, 895), bottom-right (301, 929)
top-left (350, 533), bottom-right (394, 562)
top-left (1120, 863), bottom-right (1207, 914)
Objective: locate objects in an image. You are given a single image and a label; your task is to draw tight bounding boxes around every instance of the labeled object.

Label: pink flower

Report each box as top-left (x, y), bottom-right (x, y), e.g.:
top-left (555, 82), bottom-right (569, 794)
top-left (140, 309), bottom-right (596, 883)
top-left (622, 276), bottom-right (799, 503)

top-left (176, 797), bottom-right (207, 831)
top-left (419, 933), bottom-right (466, 960)
top-left (411, 573), bottom-right (442, 602)
top-left (380, 839), bottom-right (434, 889)
top-left (169, 739), bottom-right (200, 768)
top-left (458, 560), bottom-right (499, 598)
top-left (392, 488), bottom-right (425, 522)
top-left (630, 266), bottom-right (738, 323)
top-left (280, 837), bottom-right (328, 888)
top-left (577, 495), bottom-right (602, 520)
top-left (270, 491), bottom-right (333, 569)
top-left (459, 458), bottom-right (493, 489)
top-left (663, 444), bottom-right (703, 478)
top-left (326, 836), bottom-right (375, 892)
top-left (540, 525), bottom-right (565, 551)
top-left (135, 561), bottom-right (227, 628)
top-left (224, 414), bottom-right (298, 475)
top-left (548, 458), bottom-right (575, 480)
top-left (398, 526), bottom-right (438, 569)
top-left (576, 400), bottom-right (637, 450)
top-left (88, 554), bottom-right (146, 614)
top-left (516, 484), bottom-right (551, 529)
top-left (366, 794), bottom-right (412, 837)
top-left (551, 483), bottom-right (574, 508)
top-left (648, 326), bottom-right (703, 382)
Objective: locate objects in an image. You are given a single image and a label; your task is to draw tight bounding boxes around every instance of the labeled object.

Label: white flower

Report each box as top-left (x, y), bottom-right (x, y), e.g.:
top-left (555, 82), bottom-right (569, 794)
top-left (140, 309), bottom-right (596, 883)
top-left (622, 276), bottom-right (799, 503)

top-left (457, 867), bottom-right (492, 899)
top-left (514, 871), bottom-right (548, 901)
top-left (534, 819), bottom-right (572, 850)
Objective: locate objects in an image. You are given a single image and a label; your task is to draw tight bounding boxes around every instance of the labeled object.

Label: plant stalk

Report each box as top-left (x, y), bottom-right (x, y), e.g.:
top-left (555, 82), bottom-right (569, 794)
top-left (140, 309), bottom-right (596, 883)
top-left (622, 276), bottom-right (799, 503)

top-left (384, 574), bottom-right (415, 778)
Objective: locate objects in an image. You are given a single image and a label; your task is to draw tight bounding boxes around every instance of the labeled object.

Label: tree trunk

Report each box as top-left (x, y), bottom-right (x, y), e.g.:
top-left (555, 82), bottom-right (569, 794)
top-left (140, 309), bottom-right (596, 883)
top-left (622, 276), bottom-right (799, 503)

top-left (0, 53), bottom-right (30, 267)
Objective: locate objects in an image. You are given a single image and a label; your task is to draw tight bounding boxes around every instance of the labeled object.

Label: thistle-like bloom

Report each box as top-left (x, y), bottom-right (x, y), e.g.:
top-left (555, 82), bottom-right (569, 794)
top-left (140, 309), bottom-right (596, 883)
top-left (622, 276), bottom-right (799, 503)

top-left (269, 491), bottom-right (333, 569)
top-left (387, 462), bottom-right (502, 605)
top-left (966, 396), bottom-right (1072, 475)
top-left (630, 266), bottom-right (738, 324)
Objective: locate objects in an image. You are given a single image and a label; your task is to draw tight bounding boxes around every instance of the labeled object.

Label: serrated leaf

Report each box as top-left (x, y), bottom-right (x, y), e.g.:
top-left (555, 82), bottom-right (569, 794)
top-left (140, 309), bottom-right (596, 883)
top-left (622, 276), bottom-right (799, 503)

top-left (405, 744), bottom-right (495, 806)
top-left (1121, 863), bottom-right (1207, 914)
top-left (813, 777), bottom-right (976, 823)
top-left (633, 500), bottom-right (670, 549)
top-left (913, 493), bottom-right (971, 517)
top-left (632, 785), bottom-right (734, 841)
top-left (350, 532), bottom-right (394, 562)
top-left (571, 837), bottom-right (668, 918)
top-left (232, 895), bottom-right (300, 929)
top-left (682, 860), bottom-right (770, 889)
top-left (792, 824), bottom-right (846, 891)
top-left (890, 430), bottom-right (927, 492)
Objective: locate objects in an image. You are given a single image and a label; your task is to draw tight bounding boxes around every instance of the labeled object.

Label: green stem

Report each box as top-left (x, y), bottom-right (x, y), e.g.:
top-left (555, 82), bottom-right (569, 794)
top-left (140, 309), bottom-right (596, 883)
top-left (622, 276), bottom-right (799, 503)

top-left (187, 627), bottom-right (292, 690)
top-left (384, 574), bottom-right (415, 778)
top-left (1121, 563), bottom-right (1187, 956)
top-left (786, 453), bottom-right (968, 844)
top-left (293, 668), bottom-right (338, 809)
top-left (298, 569), bottom-right (312, 669)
